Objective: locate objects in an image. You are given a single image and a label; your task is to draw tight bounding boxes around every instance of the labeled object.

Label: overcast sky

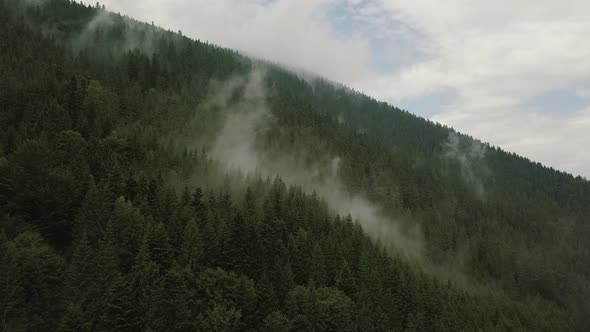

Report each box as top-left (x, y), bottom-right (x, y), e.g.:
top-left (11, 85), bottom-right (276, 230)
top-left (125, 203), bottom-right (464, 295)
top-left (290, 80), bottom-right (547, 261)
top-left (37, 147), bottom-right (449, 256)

top-left (100, 0), bottom-right (590, 178)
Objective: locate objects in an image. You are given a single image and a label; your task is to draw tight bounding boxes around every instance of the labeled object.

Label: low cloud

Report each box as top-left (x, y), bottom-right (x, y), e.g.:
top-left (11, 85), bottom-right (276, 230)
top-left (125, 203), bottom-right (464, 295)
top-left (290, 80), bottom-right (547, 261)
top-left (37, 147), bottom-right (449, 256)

top-left (99, 0), bottom-right (373, 84)
top-left (442, 132), bottom-right (489, 198)
top-left (208, 70), bottom-right (423, 258)
top-left (71, 8), bottom-right (163, 57)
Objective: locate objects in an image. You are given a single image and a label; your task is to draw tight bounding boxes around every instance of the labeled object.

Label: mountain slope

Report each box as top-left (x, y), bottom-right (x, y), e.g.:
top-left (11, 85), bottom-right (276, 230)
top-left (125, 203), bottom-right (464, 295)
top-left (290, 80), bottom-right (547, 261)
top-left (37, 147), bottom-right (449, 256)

top-left (0, 0), bottom-right (588, 330)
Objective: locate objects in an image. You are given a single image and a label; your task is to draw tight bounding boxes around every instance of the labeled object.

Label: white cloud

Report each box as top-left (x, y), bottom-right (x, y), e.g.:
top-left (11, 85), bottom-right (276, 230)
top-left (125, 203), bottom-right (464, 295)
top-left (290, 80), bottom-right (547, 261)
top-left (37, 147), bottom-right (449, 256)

top-left (364, 0), bottom-right (590, 177)
top-left (99, 0), bottom-right (590, 178)
top-left (435, 105), bottom-right (590, 177)
top-left (100, 0), bottom-right (373, 83)
top-left (575, 86), bottom-right (590, 99)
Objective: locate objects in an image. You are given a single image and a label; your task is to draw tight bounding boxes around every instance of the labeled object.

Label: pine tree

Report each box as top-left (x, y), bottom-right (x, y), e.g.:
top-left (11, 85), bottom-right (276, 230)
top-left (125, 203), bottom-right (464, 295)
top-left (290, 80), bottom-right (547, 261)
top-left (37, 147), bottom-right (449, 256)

top-left (145, 220), bottom-right (173, 269)
top-left (161, 263), bottom-right (193, 330)
top-left (109, 197), bottom-right (145, 271)
top-left (60, 232), bottom-right (97, 331)
top-left (97, 272), bottom-right (134, 331)
top-left (75, 178), bottom-right (112, 244)
top-left (309, 243), bottom-right (327, 286)
top-left (255, 271), bottom-right (279, 321)
top-left (129, 236), bottom-right (165, 331)
top-left (0, 231), bottom-right (26, 331)
top-left (335, 258), bottom-right (356, 296)
top-left (179, 219), bottom-right (201, 271)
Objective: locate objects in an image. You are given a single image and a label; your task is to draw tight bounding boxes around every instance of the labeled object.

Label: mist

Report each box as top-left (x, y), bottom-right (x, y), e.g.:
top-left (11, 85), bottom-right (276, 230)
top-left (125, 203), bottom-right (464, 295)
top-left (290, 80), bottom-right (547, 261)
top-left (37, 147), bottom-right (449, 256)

top-left (71, 8), bottom-right (163, 56)
top-left (207, 69), bottom-right (423, 258)
top-left (442, 132), bottom-right (490, 198)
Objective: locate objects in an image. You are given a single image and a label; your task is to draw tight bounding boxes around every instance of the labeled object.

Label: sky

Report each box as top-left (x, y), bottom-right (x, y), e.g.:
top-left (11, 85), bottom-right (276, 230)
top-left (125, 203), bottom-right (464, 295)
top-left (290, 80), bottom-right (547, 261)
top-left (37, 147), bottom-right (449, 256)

top-left (99, 0), bottom-right (590, 178)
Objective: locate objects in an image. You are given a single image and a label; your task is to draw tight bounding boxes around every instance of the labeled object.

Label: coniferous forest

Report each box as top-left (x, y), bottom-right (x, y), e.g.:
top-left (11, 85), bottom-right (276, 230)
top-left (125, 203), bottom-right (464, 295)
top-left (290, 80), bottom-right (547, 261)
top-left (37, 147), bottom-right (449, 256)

top-left (1, 0), bottom-right (589, 331)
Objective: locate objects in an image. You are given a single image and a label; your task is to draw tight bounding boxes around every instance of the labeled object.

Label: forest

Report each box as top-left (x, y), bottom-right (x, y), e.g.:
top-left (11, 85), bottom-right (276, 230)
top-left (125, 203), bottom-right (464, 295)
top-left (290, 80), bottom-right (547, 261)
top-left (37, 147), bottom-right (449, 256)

top-left (0, 0), bottom-right (589, 331)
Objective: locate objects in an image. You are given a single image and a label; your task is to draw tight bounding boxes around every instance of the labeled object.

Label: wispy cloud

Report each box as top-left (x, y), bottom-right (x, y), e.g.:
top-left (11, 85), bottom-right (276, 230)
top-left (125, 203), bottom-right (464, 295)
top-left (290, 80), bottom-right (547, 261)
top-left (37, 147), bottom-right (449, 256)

top-left (204, 70), bottom-right (423, 258)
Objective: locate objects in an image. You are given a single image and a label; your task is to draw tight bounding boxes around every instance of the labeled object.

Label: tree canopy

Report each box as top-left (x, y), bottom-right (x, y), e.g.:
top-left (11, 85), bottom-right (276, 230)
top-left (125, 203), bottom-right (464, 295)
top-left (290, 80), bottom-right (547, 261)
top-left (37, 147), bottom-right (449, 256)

top-left (0, 0), bottom-right (588, 330)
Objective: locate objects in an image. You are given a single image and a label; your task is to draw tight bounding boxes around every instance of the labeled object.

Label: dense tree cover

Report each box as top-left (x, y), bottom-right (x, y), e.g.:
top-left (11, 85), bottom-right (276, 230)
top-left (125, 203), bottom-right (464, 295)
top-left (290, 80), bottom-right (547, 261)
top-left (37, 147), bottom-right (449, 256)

top-left (0, 0), bottom-right (588, 330)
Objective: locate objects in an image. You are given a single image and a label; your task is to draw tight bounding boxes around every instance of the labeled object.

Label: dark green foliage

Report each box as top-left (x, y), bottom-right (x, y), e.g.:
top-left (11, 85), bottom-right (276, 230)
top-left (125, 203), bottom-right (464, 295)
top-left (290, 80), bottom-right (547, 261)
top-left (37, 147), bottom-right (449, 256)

top-left (261, 311), bottom-right (293, 332)
top-left (0, 231), bottom-right (65, 331)
top-left (286, 284), bottom-right (355, 331)
top-left (0, 0), bottom-right (587, 331)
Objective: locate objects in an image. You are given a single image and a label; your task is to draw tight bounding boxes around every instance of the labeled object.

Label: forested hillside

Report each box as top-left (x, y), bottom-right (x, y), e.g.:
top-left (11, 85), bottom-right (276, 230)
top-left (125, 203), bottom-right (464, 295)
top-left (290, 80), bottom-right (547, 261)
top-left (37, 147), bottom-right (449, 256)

top-left (0, 0), bottom-right (588, 331)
